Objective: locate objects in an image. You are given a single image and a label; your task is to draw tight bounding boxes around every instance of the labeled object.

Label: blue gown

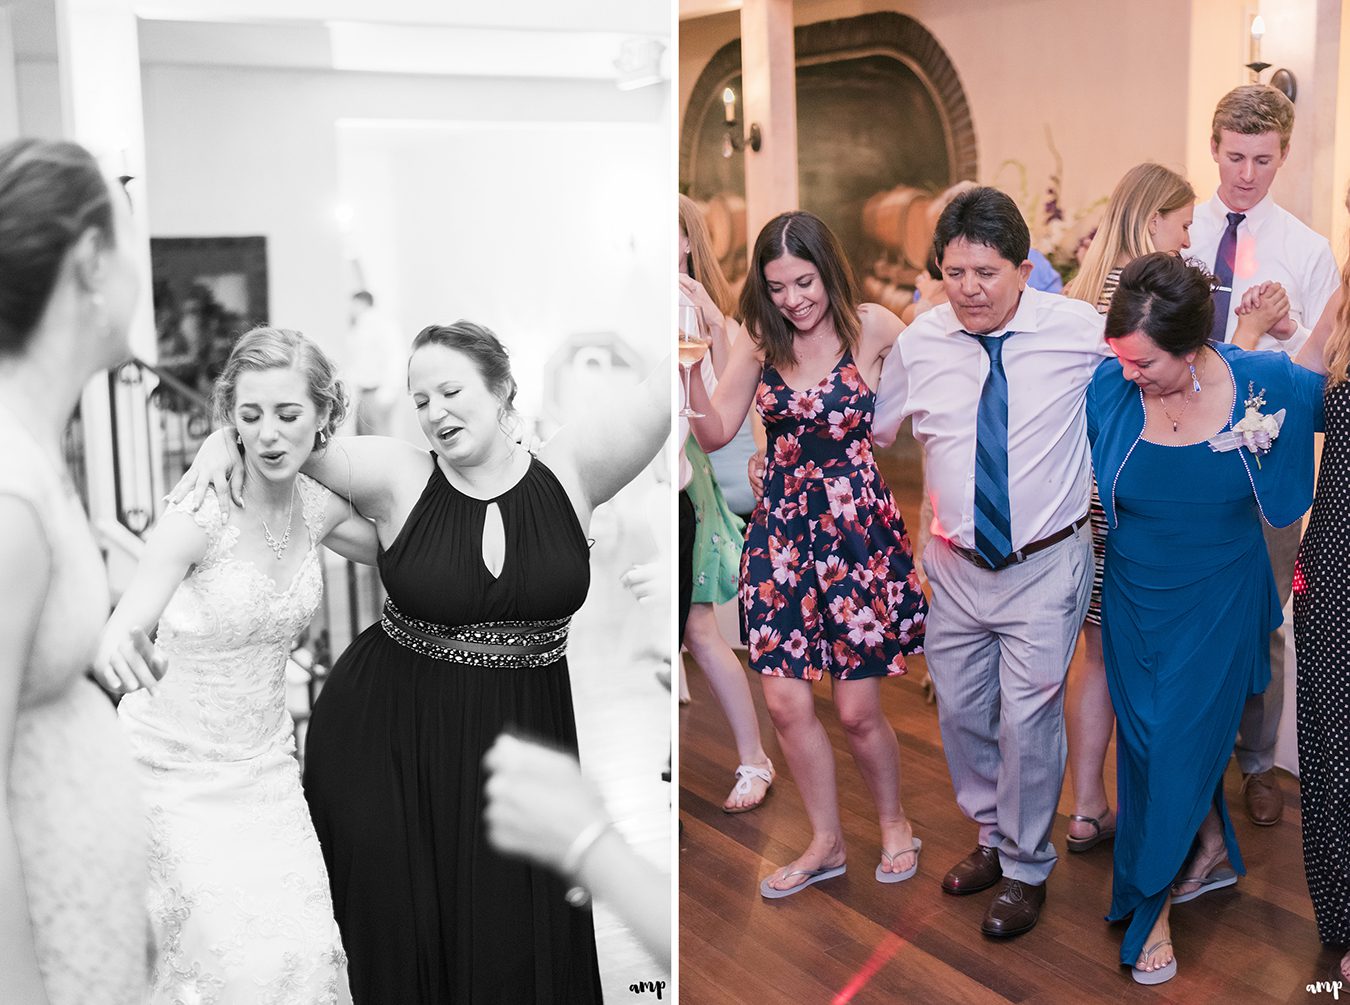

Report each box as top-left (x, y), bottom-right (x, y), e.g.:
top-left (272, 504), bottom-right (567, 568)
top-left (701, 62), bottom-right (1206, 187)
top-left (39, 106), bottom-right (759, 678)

top-left (1101, 437), bottom-right (1281, 965)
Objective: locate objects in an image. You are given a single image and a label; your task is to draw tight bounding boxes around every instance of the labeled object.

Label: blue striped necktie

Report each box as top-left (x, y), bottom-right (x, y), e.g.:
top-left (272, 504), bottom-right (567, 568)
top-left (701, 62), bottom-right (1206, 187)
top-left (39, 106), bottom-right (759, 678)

top-left (1210, 211), bottom-right (1245, 342)
top-left (969, 331), bottom-right (1014, 568)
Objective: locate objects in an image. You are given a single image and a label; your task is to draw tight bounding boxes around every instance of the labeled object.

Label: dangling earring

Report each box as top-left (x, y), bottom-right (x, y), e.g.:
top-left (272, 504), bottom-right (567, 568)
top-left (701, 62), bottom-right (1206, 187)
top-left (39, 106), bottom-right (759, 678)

top-left (1189, 362), bottom-right (1201, 394)
top-left (235, 432), bottom-right (244, 448)
top-left (90, 291), bottom-right (111, 339)
top-left (314, 429), bottom-right (328, 450)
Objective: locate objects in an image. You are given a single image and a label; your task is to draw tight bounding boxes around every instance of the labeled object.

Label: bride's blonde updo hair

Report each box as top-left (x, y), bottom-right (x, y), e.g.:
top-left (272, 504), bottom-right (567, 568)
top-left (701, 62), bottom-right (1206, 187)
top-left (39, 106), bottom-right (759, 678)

top-left (211, 326), bottom-right (348, 447)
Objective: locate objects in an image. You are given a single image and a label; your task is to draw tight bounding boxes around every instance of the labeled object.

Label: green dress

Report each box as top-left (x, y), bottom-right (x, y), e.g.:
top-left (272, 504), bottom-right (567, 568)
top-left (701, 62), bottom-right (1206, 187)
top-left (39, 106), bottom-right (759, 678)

top-left (685, 435), bottom-right (745, 605)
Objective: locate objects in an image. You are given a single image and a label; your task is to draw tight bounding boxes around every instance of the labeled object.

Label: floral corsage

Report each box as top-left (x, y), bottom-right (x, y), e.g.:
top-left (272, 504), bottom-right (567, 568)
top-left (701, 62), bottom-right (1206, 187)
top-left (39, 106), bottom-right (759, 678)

top-left (1208, 382), bottom-right (1284, 468)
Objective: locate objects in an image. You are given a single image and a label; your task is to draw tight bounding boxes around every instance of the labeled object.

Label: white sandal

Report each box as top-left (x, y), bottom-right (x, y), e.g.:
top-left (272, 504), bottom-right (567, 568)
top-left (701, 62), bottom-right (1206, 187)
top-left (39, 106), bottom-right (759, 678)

top-left (723, 760), bottom-right (774, 814)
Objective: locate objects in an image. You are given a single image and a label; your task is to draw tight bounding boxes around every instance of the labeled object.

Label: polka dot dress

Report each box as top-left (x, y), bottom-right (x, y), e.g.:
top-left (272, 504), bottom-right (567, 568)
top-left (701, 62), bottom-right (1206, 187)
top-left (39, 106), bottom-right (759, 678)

top-left (1294, 376), bottom-right (1350, 947)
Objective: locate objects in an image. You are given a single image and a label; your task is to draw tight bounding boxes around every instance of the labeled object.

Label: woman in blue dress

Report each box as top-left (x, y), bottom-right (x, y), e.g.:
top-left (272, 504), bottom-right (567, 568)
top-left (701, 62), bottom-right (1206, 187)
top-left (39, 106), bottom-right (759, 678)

top-left (1087, 253), bottom-right (1323, 985)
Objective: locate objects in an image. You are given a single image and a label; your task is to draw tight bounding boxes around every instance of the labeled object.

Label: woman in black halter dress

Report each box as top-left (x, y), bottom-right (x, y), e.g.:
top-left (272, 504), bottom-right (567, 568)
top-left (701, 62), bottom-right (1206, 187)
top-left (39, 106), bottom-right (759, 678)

top-left (176, 320), bottom-right (668, 1003)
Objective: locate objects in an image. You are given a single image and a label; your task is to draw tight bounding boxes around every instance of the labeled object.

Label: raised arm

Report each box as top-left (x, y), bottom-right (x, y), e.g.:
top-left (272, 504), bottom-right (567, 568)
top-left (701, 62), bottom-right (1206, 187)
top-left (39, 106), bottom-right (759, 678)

top-left (0, 498), bottom-right (54, 1005)
top-left (541, 357), bottom-right (670, 523)
top-left (1294, 286), bottom-right (1344, 377)
top-left (168, 429), bottom-right (425, 527)
top-left (95, 509), bottom-right (208, 695)
top-left (318, 491), bottom-right (380, 567)
top-left (857, 302), bottom-right (904, 384)
top-left (687, 329), bottom-right (761, 452)
top-left (679, 274), bottom-right (741, 379)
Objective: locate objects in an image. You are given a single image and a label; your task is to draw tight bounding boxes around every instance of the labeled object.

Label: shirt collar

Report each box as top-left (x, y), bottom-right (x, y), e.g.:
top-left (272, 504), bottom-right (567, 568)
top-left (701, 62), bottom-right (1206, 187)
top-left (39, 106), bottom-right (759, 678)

top-left (1206, 190), bottom-right (1275, 231)
top-left (938, 286), bottom-right (1047, 339)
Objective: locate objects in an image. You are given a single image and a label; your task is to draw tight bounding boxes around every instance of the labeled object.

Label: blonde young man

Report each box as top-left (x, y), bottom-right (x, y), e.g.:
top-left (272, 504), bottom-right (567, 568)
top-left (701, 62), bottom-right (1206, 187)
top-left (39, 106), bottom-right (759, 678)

top-left (1189, 84), bottom-right (1339, 831)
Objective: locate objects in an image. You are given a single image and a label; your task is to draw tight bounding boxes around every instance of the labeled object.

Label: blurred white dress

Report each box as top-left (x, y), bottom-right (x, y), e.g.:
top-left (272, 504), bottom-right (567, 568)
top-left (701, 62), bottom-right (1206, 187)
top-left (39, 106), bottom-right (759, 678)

top-left (2, 408), bottom-right (148, 1004)
top-left (119, 475), bottom-right (347, 1004)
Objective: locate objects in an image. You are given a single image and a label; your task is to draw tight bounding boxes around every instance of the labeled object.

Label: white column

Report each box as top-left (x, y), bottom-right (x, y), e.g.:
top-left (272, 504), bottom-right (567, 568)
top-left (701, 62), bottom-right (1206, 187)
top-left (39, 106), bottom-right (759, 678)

top-left (739, 0), bottom-right (797, 245)
top-left (55, 0), bottom-right (159, 529)
top-left (0, 8), bottom-right (19, 141)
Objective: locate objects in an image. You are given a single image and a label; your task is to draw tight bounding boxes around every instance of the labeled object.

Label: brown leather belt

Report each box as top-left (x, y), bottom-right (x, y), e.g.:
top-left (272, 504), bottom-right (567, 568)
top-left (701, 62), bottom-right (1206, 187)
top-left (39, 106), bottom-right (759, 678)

top-left (946, 515), bottom-right (1089, 572)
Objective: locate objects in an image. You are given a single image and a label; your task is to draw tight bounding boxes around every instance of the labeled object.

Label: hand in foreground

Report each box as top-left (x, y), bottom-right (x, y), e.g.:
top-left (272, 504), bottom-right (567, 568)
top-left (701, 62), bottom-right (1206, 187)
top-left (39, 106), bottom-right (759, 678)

top-left (747, 450), bottom-right (766, 503)
top-left (1235, 281), bottom-right (1295, 340)
top-left (482, 733), bottom-right (610, 874)
top-left (166, 428), bottom-right (243, 512)
top-left (678, 274), bottom-right (725, 334)
top-left (620, 559), bottom-right (670, 608)
top-left (93, 627), bottom-right (168, 696)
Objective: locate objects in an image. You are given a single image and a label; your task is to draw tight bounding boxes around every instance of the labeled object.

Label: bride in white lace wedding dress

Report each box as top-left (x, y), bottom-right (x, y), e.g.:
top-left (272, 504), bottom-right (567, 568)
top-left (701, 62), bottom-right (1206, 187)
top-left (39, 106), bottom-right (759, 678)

top-left (100, 329), bottom-right (377, 1004)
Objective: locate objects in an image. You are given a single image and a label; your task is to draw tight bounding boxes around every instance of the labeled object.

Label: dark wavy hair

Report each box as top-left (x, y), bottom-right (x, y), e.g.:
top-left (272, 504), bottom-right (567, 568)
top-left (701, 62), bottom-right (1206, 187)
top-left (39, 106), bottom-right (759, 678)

top-left (1104, 252), bottom-right (1215, 356)
top-left (739, 211), bottom-right (860, 371)
top-left (409, 320), bottom-right (518, 415)
top-left (0, 138), bottom-right (115, 355)
top-left (933, 186), bottom-right (1030, 268)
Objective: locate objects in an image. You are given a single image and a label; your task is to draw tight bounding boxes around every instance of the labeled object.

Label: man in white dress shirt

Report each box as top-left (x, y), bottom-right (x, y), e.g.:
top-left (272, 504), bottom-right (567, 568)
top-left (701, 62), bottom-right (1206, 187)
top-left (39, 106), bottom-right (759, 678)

top-left (1189, 84), bottom-right (1339, 827)
top-left (873, 187), bottom-right (1107, 938)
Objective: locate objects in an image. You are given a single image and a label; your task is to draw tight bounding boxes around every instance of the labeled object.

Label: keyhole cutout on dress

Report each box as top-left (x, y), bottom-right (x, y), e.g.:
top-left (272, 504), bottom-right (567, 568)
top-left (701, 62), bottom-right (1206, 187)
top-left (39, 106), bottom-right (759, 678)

top-left (481, 502), bottom-right (506, 579)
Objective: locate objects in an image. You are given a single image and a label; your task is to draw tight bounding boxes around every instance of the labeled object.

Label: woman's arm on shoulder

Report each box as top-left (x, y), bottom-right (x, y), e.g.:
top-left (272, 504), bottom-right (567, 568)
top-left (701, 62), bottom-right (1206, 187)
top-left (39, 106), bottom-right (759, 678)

top-left (859, 302), bottom-right (905, 365)
top-left (318, 490), bottom-right (380, 567)
top-left (542, 357), bottom-right (670, 517)
top-left (0, 499), bottom-right (56, 1005)
top-left (170, 430), bottom-right (428, 524)
top-left (301, 436), bottom-right (430, 523)
top-left (1294, 286), bottom-right (1343, 376)
top-left (96, 509), bottom-right (209, 694)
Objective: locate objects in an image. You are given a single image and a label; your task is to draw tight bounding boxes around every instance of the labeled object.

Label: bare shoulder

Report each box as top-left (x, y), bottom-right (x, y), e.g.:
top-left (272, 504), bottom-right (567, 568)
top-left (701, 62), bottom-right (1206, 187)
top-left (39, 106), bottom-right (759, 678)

top-left (858, 302), bottom-right (905, 359)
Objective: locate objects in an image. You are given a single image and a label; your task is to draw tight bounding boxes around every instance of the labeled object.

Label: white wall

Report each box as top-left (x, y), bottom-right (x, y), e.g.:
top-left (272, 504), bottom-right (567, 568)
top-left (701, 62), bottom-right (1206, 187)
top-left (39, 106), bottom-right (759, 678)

top-left (678, 0), bottom-right (1350, 244)
top-left (338, 121), bottom-right (668, 417)
top-left (140, 60), bottom-right (668, 392)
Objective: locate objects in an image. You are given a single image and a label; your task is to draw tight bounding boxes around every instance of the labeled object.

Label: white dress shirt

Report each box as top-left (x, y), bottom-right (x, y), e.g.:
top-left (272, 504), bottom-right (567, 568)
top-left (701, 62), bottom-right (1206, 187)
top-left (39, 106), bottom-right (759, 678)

top-left (874, 287), bottom-right (1108, 552)
top-left (1188, 192), bottom-right (1339, 357)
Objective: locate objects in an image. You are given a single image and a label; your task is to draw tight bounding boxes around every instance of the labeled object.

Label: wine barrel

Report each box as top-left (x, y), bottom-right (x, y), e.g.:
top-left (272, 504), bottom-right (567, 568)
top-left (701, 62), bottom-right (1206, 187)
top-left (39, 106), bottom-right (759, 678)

top-left (862, 186), bottom-right (932, 267)
top-left (703, 192), bottom-right (747, 263)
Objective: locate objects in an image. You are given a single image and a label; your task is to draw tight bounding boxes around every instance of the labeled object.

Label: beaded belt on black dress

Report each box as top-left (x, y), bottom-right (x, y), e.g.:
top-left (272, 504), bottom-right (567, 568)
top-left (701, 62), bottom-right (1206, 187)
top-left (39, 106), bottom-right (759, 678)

top-left (381, 600), bottom-right (570, 668)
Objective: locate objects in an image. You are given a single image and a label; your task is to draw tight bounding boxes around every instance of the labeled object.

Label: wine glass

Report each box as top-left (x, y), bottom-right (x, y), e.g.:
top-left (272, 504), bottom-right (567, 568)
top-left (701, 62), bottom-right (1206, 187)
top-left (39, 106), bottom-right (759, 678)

top-left (677, 303), bottom-right (709, 419)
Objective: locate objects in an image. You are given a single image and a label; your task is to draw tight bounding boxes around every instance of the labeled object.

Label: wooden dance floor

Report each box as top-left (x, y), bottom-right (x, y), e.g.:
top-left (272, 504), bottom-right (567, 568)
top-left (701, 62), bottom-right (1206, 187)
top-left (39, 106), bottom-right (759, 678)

top-left (678, 431), bottom-right (1332, 1003)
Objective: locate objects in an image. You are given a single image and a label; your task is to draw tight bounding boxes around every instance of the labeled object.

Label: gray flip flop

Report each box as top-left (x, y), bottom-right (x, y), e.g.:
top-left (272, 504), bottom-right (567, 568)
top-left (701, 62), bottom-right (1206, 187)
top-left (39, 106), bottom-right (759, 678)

top-left (1131, 939), bottom-right (1177, 985)
top-left (759, 863), bottom-right (847, 899)
top-left (875, 838), bottom-right (922, 883)
top-left (1170, 864), bottom-right (1237, 905)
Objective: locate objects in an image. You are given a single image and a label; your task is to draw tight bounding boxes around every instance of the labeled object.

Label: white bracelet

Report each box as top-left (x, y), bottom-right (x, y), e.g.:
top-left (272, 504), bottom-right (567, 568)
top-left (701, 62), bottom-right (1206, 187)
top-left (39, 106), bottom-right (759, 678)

top-left (561, 819), bottom-right (612, 907)
top-left (560, 819), bottom-right (612, 878)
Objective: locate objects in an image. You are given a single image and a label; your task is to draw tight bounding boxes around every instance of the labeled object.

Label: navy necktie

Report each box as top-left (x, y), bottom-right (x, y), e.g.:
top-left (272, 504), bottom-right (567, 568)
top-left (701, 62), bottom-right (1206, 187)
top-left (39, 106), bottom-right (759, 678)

top-left (1210, 211), bottom-right (1245, 342)
top-left (969, 331), bottom-right (1013, 568)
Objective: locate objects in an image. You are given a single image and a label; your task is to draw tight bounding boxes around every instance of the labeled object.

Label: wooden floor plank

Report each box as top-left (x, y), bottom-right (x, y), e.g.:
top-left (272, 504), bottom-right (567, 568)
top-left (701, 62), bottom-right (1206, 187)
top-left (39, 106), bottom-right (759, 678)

top-left (678, 427), bottom-right (1334, 1003)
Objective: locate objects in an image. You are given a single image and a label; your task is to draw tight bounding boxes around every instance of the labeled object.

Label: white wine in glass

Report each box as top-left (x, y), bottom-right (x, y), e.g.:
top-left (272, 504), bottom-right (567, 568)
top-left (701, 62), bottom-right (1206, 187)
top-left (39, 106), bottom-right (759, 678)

top-left (677, 303), bottom-right (708, 418)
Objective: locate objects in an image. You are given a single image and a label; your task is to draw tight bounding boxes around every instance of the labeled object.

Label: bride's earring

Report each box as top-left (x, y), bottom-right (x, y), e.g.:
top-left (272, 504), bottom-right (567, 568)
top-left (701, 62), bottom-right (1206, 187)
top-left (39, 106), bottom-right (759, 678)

top-left (89, 291), bottom-right (111, 339)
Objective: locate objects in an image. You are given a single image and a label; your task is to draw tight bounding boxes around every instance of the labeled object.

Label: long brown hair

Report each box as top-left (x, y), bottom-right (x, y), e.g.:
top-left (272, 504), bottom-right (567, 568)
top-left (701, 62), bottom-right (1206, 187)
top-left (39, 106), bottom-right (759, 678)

top-left (677, 194), bottom-right (735, 319)
top-left (739, 211), bottom-right (860, 371)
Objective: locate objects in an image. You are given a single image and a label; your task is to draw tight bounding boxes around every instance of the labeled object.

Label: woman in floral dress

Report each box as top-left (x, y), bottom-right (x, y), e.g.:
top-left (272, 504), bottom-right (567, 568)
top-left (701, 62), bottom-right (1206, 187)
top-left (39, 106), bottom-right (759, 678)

top-left (688, 211), bottom-right (927, 898)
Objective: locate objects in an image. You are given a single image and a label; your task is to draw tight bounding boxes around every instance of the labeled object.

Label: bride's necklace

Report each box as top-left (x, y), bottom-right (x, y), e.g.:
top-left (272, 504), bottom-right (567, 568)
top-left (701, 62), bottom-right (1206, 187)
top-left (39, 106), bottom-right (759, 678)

top-left (253, 483), bottom-right (296, 561)
top-left (1155, 352), bottom-right (1208, 433)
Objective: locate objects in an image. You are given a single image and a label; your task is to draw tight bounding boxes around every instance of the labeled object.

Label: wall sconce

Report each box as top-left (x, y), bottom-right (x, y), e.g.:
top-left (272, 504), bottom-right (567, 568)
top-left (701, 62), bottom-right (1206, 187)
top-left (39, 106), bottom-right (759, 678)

top-left (1246, 15), bottom-right (1297, 102)
top-left (721, 86), bottom-right (762, 158)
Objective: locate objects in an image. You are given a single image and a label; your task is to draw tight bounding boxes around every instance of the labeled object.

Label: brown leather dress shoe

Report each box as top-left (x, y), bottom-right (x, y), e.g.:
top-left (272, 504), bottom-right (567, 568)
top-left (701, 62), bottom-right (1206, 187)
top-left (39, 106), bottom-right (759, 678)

top-left (1242, 769), bottom-right (1283, 826)
top-left (980, 878), bottom-right (1046, 938)
top-left (941, 845), bottom-right (1002, 896)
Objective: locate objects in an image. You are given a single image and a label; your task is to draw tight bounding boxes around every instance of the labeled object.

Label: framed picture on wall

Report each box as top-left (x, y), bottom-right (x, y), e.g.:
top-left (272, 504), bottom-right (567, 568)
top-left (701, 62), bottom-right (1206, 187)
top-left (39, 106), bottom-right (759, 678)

top-left (149, 235), bottom-right (269, 406)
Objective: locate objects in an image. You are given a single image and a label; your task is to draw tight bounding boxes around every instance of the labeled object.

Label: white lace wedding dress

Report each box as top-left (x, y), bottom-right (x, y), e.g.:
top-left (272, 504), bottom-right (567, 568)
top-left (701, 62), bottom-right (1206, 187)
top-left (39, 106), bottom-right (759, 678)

top-left (119, 475), bottom-right (348, 1004)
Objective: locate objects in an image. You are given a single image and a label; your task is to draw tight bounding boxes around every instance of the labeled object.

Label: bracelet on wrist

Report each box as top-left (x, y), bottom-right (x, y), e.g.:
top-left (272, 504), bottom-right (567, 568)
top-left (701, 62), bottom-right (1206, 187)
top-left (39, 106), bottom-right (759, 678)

top-left (561, 819), bottom-right (612, 908)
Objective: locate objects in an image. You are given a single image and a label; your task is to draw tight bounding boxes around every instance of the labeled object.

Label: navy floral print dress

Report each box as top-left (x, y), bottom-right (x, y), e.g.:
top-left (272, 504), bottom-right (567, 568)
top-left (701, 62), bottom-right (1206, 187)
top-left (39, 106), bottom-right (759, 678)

top-left (741, 351), bottom-right (927, 680)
